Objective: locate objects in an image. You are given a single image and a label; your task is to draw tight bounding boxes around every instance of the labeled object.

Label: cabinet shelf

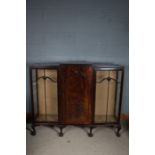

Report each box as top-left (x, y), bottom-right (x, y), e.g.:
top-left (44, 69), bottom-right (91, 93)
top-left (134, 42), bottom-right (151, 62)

top-left (95, 115), bottom-right (117, 123)
top-left (35, 114), bottom-right (58, 122)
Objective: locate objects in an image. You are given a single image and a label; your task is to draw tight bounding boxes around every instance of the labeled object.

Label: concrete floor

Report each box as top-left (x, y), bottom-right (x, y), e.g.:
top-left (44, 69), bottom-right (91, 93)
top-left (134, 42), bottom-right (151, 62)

top-left (26, 125), bottom-right (128, 155)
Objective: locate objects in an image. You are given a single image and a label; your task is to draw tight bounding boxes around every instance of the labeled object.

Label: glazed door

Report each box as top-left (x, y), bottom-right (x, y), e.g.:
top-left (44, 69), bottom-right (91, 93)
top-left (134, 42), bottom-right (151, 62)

top-left (59, 64), bottom-right (94, 124)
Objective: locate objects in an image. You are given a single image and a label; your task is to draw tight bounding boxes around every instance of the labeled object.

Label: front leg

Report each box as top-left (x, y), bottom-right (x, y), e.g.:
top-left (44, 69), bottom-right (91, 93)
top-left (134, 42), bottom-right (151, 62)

top-left (31, 124), bottom-right (36, 136)
top-left (115, 126), bottom-right (121, 137)
top-left (88, 127), bottom-right (94, 137)
top-left (59, 126), bottom-right (65, 137)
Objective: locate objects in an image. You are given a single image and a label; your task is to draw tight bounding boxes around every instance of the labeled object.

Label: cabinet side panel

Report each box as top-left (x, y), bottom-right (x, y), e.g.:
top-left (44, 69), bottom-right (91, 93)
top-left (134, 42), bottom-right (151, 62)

top-left (107, 71), bottom-right (116, 122)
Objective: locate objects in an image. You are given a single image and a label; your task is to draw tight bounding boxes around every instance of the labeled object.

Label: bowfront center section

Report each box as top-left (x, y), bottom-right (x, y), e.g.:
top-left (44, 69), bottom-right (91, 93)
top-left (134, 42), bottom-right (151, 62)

top-left (59, 64), bottom-right (94, 125)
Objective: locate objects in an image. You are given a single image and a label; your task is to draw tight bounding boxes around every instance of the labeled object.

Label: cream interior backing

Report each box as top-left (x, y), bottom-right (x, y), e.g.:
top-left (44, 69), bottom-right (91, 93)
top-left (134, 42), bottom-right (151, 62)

top-left (95, 71), bottom-right (117, 122)
top-left (37, 69), bottom-right (58, 120)
top-left (33, 69), bottom-right (117, 122)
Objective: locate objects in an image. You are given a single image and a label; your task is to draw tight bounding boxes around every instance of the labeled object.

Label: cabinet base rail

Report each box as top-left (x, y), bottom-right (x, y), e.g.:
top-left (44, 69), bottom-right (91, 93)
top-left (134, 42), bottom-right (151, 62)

top-left (29, 123), bottom-right (121, 137)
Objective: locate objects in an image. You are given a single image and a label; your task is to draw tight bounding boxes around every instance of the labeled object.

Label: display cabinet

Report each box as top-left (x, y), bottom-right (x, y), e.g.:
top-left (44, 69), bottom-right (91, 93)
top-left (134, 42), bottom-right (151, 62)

top-left (29, 62), bottom-right (124, 137)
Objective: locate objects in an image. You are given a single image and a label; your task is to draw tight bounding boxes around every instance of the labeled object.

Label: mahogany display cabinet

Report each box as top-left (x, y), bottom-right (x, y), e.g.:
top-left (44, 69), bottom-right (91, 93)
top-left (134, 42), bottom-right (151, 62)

top-left (29, 62), bottom-right (124, 137)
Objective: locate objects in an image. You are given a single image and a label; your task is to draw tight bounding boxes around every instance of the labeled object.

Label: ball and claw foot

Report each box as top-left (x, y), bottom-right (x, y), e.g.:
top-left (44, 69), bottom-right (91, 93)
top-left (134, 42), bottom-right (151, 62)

top-left (59, 127), bottom-right (64, 137)
top-left (30, 125), bottom-right (36, 136)
top-left (116, 127), bottom-right (121, 137)
top-left (59, 132), bottom-right (64, 137)
top-left (116, 132), bottom-right (120, 137)
top-left (88, 127), bottom-right (94, 137)
top-left (31, 130), bottom-right (36, 136)
top-left (88, 132), bottom-right (93, 137)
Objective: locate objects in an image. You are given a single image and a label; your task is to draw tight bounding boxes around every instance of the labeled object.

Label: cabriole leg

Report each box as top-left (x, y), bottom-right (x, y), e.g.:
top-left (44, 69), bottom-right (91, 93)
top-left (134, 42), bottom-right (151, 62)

top-left (31, 124), bottom-right (36, 136)
top-left (88, 127), bottom-right (94, 137)
top-left (59, 126), bottom-right (64, 137)
top-left (115, 126), bottom-right (121, 137)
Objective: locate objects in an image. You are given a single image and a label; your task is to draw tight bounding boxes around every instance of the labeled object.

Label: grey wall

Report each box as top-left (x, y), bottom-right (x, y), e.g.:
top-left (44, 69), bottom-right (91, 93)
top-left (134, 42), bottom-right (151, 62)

top-left (26, 0), bottom-right (129, 113)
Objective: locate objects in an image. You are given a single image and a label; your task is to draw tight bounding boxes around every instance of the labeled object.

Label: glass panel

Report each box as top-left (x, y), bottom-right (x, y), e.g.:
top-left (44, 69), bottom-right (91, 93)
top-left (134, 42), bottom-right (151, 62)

top-left (33, 69), bottom-right (58, 122)
top-left (107, 71), bottom-right (117, 122)
top-left (95, 70), bottom-right (118, 123)
top-left (95, 71), bottom-right (109, 123)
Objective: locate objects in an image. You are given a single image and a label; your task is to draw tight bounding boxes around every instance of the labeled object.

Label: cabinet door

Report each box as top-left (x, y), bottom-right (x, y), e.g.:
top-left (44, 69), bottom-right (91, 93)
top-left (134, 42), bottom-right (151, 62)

top-left (59, 64), bottom-right (94, 124)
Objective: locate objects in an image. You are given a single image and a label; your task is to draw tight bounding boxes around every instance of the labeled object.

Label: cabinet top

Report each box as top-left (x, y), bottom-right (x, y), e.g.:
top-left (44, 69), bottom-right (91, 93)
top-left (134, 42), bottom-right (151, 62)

top-left (29, 61), bottom-right (124, 70)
